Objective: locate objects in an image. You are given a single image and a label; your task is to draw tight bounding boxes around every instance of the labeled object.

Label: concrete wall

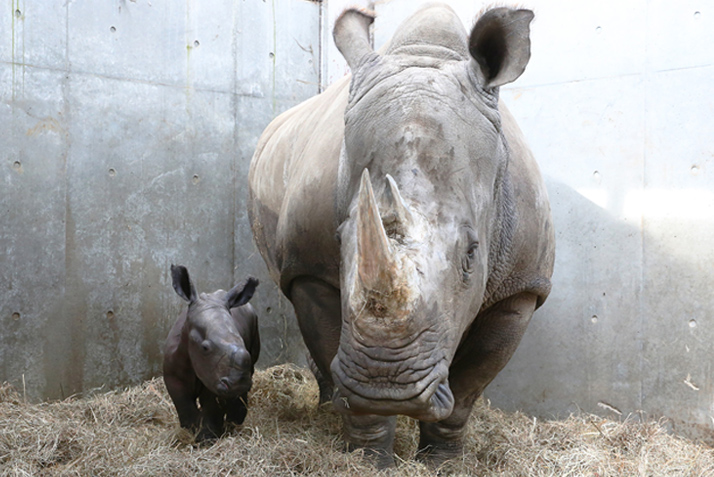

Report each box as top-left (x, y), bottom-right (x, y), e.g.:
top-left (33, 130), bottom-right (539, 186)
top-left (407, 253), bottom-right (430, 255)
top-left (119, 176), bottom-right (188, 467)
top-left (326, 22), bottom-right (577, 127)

top-left (3, 0), bottom-right (714, 443)
top-left (489, 0), bottom-right (714, 442)
top-left (1, 0), bottom-right (318, 401)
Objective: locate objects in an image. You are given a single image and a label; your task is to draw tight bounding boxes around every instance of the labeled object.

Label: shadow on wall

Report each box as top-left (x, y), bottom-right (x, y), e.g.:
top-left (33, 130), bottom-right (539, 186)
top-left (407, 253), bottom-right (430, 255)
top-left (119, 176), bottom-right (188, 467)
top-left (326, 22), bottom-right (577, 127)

top-left (487, 177), bottom-right (714, 445)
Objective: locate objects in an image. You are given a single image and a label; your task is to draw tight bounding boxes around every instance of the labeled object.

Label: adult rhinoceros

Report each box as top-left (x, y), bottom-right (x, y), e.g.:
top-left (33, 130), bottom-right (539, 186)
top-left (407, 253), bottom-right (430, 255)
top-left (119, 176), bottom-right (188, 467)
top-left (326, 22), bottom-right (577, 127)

top-left (248, 3), bottom-right (554, 468)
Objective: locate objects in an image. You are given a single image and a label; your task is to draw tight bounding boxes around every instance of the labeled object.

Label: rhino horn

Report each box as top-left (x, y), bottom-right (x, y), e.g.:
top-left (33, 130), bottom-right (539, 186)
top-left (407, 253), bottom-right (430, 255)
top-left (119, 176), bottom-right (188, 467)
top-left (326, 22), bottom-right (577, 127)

top-left (357, 169), bottom-right (396, 293)
top-left (382, 174), bottom-right (413, 232)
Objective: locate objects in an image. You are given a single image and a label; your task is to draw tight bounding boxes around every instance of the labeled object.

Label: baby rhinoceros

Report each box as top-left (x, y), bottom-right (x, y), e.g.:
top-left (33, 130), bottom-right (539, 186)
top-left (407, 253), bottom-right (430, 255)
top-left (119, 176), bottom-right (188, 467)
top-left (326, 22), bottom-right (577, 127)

top-left (163, 264), bottom-right (260, 440)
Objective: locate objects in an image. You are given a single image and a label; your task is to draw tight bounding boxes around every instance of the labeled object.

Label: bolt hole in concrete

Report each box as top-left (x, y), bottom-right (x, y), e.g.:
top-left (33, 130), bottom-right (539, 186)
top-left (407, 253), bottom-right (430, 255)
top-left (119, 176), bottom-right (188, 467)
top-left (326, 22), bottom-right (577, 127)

top-left (266, 307), bottom-right (272, 313)
top-left (689, 319), bottom-right (697, 328)
top-left (13, 161), bottom-right (22, 171)
top-left (694, 11), bottom-right (701, 19)
top-left (106, 311), bottom-right (115, 320)
top-left (15, 9), bottom-right (21, 18)
top-left (108, 168), bottom-right (117, 177)
top-left (269, 52), bottom-right (275, 59)
top-left (12, 312), bottom-right (20, 320)
top-left (595, 26), bottom-right (602, 34)
top-left (591, 315), bottom-right (598, 324)
top-left (690, 165), bottom-right (700, 175)
top-left (192, 174), bottom-right (200, 184)
top-left (194, 40), bottom-right (200, 47)
top-left (110, 26), bottom-right (116, 33)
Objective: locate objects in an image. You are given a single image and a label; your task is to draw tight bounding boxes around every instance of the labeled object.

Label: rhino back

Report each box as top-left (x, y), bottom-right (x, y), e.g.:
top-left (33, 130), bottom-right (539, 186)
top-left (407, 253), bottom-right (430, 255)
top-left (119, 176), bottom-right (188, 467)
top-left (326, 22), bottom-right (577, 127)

top-left (163, 309), bottom-right (196, 391)
top-left (248, 76), bottom-right (350, 296)
top-left (382, 3), bottom-right (469, 60)
top-left (230, 303), bottom-right (261, 367)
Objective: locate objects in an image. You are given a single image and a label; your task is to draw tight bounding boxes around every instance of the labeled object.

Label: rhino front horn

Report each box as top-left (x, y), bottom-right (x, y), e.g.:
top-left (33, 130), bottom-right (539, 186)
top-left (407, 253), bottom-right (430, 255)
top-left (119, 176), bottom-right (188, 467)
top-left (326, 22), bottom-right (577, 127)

top-left (357, 169), bottom-right (396, 294)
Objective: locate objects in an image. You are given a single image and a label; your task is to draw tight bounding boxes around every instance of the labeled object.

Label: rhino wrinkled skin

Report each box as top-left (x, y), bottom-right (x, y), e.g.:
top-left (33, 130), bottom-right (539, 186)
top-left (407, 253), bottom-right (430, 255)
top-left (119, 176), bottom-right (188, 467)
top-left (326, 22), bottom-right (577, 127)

top-left (163, 265), bottom-right (260, 440)
top-left (248, 4), bottom-right (554, 467)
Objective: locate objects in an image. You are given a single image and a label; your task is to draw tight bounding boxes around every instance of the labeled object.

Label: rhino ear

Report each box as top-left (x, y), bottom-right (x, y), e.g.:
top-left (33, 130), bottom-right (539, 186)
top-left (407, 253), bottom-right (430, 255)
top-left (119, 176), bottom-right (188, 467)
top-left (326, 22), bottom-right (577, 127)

top-left (333, 7), bottom-right (377, 71)
top-left (171, 264), bottom-right (197, 304)
top-left (468, 8), bottom-right (534, 89)
top-left (226, 277), bottom-right (259, 309)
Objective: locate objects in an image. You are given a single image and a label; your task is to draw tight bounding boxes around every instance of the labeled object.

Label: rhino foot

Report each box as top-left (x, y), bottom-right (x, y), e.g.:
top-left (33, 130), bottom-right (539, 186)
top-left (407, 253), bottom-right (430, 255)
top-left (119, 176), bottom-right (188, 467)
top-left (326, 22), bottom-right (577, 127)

top-left (223, 394), bottom-right (249, 426)
top-left (415, 440), bottom-right (464, 469)
top-left (194, 414), bottom-right (225, 443)
top-left (342, 413), bottom-right (397, 468)
top-left (195, 426), bottom-right (222, 443)
top-left (346, 443), bottom-right (395, 469)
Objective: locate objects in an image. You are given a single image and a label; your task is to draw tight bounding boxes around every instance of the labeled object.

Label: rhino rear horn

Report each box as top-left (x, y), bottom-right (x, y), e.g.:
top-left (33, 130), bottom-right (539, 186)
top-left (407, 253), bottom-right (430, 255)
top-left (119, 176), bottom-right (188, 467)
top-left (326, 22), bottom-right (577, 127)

top-left (382, 174), bottom-right (413, 232)
top-left (357, 169), bottom-right (396, 294)
top-left (333, 7), bottom-right (376, 71)
top-left (468, 8), bottom-right (534, 89)
top-left (226, 277), bottom-right (259, 309)
top-left (171, 264), bottom-right (197, 304)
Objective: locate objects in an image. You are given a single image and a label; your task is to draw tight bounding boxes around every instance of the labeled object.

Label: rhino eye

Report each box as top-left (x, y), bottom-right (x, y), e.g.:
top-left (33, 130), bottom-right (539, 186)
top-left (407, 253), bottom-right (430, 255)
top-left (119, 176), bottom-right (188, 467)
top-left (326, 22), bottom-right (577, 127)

top-left (462, 241), bottom-right (479, 278)
top-left (201, 340), bottom-right (212, 353)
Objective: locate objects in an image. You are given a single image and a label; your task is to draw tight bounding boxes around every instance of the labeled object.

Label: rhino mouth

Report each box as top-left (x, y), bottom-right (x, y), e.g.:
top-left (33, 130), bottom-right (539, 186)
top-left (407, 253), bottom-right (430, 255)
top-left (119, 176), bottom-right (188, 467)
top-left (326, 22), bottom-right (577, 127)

top-left (330, 354), bottom-right (454, 422)
top-left (214, 374), bottom-right (252, 398)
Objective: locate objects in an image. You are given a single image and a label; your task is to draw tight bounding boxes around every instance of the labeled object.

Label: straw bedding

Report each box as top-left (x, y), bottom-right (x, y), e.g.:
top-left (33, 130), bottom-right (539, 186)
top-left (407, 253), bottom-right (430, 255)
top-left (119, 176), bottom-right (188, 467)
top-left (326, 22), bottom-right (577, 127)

top-left (1, 364), bottom-right (712, 476)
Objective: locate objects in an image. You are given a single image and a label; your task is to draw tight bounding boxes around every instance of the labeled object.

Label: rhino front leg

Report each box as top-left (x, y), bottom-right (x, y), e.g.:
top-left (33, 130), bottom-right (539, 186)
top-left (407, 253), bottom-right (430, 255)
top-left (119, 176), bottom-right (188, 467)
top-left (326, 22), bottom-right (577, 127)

top-left (289, 277), bottom-right (342, 404)
top-left (417, 292), bottom-right (539, 467)
top-left (197, 389), bottom-right (226, 440)
top-left (164, 375), bottom-right (201, 431)
top-left (223, 393), bottom-right (249, 426)
top-left (342, 413), bottom-right (397, 469)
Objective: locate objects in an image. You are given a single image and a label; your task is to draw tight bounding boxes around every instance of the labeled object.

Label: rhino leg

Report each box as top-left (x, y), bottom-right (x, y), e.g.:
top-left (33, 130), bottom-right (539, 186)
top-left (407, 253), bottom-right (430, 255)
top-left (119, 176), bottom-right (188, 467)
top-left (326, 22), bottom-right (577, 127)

top-left (164, 375), bottom-right (201, 431)
top-left (197, 388), bottom-right (225, 440)
top-left (307, 352), bottom-right (333, 405)
top-left (343, 413), bottom-right (397, 469)
top-left (289, 277), bottom-right (341, 402)
top-left (223, 393), bottom-right (249, 426)
top-left (417, 292), bottom-right (539, 467)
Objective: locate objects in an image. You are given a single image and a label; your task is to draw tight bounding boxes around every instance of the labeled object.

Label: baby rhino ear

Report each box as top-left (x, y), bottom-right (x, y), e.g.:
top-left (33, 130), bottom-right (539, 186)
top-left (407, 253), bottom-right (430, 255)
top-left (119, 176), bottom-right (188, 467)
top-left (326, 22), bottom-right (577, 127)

top-left (171, 264), bottom-right (197, 303)
top-left (468, 7), bottom-right (534, 89)
top-left (225, 277), bottom-right (259, 309)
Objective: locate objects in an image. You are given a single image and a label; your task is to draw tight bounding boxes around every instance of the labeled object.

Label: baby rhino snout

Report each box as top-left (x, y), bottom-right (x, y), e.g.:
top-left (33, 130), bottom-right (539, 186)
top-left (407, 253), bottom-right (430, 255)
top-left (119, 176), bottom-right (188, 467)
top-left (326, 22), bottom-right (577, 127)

top-left (229, 345), bottom-right (252, 370)
top-left (219, 375), bottom-right (249, 389)
top-left (213, 344), bottom-right (254, 397)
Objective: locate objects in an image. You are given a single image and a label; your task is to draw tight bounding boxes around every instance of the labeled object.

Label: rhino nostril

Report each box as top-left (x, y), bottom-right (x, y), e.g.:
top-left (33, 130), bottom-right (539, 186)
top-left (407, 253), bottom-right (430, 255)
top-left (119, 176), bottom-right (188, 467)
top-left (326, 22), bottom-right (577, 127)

top-left (230, 347), bottom-right (252, 369)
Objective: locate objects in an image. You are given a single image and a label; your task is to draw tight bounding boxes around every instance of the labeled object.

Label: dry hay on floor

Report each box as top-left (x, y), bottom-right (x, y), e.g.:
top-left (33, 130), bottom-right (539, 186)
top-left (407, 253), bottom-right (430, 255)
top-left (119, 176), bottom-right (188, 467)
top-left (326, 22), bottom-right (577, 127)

top-left (1, 364), bottom-right (713, 476)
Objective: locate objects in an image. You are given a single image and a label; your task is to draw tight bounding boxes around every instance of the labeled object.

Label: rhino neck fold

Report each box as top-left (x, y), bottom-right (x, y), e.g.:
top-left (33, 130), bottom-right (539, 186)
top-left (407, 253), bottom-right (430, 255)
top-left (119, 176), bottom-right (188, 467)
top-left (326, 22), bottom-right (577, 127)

top-left (482, 167), bottom-right (517, 311)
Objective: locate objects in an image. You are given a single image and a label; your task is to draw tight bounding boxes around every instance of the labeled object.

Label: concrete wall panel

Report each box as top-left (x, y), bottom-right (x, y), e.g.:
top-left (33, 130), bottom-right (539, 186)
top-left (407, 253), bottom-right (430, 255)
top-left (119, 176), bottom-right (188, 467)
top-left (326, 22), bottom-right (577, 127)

top-left (0, 1), bottom-right (68, 70)
top-left (231, 1), bottom-right (321, 367)
top-left (1, 0), bottom-right (319, 401)
top-left (640, 64), bottom-right (714, 436)
top-left (60, 73), bottom-right (241, 397)
top-left (68, 1), bottom-right (186, 87)
top-left (488, 74), bottom-right (646, 418)
top-left (647, 1), bottom-right (714, 72)
top-left (1, 64), bottom-right (68, 399)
